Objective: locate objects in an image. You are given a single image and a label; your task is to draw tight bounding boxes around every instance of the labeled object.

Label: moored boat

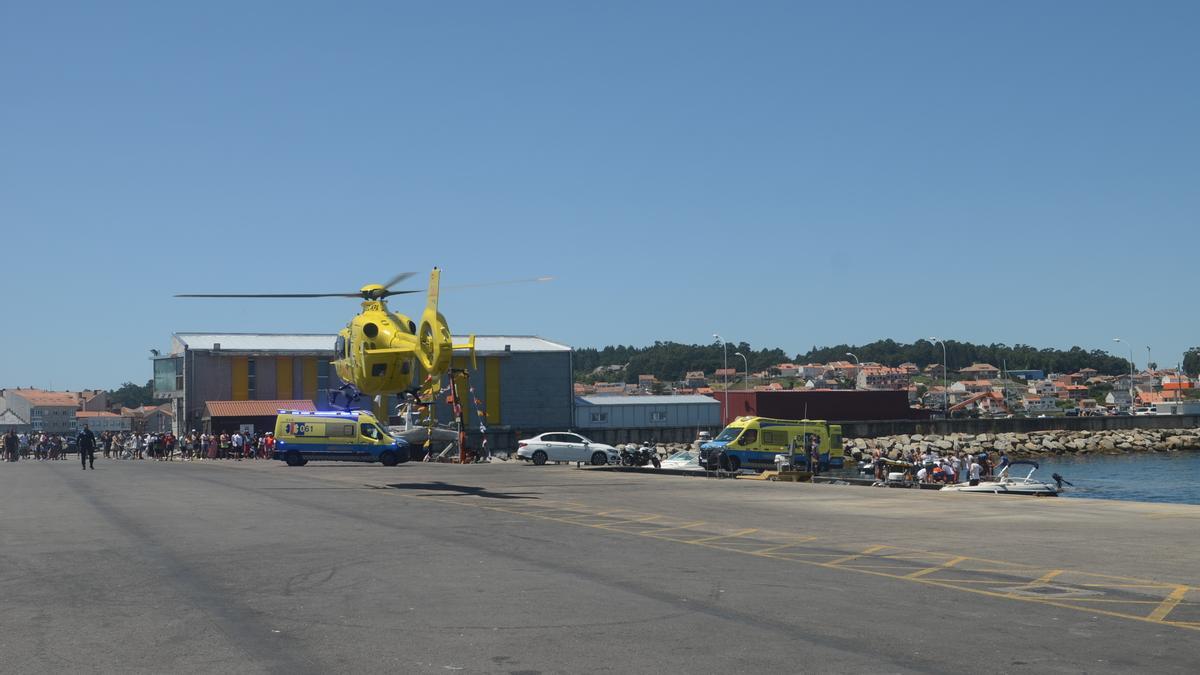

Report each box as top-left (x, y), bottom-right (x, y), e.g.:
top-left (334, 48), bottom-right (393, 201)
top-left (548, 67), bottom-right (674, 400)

top-left (940, 460), bottom-right (1063, 496)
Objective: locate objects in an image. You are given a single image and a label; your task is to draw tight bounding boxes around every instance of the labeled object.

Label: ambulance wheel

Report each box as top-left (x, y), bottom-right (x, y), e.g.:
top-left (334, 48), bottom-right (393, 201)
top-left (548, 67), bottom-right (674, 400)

top-left (285, 451), bottom-right (303, 467)
top-left (379, 450), bottom-right (398, 467)
top-left (727, 456), bottom-right (741, 472)
top-left (532, 450), bottom-right (547, 466)
top-left (591, 451), bottom-right (608, 466)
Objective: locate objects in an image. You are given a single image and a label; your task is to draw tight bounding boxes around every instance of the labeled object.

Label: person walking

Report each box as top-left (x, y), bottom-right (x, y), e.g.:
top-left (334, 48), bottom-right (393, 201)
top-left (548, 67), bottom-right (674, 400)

top-left (3, 429), bottom-right (18, 462)
top-left (77, 424), bottom-right (97, 470)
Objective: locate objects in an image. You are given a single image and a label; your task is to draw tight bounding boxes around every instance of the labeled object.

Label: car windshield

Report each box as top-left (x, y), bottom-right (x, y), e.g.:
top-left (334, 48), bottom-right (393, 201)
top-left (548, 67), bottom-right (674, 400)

top-left (361, 424), bottom-right (390, 441)
top-left (713, 426), bottom-right (744, 442)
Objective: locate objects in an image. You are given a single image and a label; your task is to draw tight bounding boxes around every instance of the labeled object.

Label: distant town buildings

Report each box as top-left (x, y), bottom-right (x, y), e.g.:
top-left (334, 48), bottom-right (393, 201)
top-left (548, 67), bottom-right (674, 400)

top-left (0, 387), bottom-right (172, 434)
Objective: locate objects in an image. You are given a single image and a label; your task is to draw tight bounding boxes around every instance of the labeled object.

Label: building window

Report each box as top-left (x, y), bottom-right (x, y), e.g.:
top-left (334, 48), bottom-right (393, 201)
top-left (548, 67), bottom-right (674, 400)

top-left (247, 359), bottom-right (257, 399)
top-left (317, 361), bottom-right (330, 392)
top-left (590, 412), bottom-right (608, 423)
top-left (154, 357), bottom-right (183, 394)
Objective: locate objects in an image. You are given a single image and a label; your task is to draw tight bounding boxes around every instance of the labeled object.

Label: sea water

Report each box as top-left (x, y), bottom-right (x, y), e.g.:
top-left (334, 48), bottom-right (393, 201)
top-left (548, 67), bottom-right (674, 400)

top-left (1031, 451), bottom-right (1200, 505)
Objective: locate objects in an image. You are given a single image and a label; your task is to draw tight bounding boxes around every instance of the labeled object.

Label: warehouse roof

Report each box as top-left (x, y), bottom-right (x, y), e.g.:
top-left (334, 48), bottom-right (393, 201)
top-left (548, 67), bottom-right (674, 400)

top-left (576, 395), bottom-right (719, 406)
top-left (204, 400), bottom-right (317, 418)
top-left (173, 333), bottom-right (335, 354)
top-left (171, 333), bottom-right (570, 355)
top-left (473, 336), bottom-right (571, 354)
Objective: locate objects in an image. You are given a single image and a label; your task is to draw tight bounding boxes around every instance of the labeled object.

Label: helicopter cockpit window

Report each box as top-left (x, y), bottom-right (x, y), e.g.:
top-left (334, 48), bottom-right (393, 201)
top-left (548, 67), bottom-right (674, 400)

top-left (334, 336), bottom-right (346, 358)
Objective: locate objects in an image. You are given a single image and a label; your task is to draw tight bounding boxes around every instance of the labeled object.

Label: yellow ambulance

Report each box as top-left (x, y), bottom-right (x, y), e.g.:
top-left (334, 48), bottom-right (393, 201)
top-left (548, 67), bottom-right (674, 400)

top-left (273, 410), bottom-right (411, 467)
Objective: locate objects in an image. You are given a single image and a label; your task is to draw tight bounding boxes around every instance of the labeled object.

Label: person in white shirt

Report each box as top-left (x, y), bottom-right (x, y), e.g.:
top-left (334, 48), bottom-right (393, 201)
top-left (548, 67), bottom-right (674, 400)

top-left (231, 432), bottom-right (244, 459)
top-left (968, 460), bottom-right (982, 485)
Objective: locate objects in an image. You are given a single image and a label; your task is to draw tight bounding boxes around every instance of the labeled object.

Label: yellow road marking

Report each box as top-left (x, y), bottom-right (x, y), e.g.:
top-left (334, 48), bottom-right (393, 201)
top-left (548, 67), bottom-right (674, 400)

top-left (906, 556), bottom-right (967, 579)
top-left (641, 521), bottom-right (706, 534)
top-left (374, 488), bottom-right (1200, 633)
top-left (685, 528), bottom-right (759, 544)
top-left (752, 536), bottom-right (821, 554)
top-left (827, 545), bottom-right (891, 566)
top-left (1033, 569), bottom-right (1063, 585)
top-left (1147, 586), bottom-right (1191, 622)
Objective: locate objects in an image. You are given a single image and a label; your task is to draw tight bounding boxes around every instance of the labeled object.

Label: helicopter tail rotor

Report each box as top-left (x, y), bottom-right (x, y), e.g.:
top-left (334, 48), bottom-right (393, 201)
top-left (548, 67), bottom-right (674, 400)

top-left (416, 268), bottom-right (453, 374)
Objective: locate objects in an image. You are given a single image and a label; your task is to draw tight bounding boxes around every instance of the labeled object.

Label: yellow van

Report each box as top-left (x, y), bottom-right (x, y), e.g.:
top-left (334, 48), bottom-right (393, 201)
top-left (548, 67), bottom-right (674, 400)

top-left (699, 416), bottom-right (844, 472)
top-left (273, 410), bottom-right (411, 467)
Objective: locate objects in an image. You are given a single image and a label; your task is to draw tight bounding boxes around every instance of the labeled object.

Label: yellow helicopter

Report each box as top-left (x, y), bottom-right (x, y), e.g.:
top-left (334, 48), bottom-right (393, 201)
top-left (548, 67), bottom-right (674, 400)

top-left (177, 268), bottom-right (477, 403)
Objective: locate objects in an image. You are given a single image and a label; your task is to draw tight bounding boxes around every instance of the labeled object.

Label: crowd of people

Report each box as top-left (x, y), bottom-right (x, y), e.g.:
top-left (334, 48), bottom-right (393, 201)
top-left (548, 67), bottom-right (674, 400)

top-left (1, 430), bottom-right (76, 461)
top-left (870, 447), bottom-right (1010, 485)
top-left (1, 428), bottom-right (277, 462)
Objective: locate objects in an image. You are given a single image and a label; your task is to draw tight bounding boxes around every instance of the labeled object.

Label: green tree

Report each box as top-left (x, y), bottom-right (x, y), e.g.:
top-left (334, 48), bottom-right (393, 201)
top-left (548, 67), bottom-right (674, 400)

top-left (108, 380), bottom-right (156, 408)
top-left (1184, 348), bottom-right (1200, 377)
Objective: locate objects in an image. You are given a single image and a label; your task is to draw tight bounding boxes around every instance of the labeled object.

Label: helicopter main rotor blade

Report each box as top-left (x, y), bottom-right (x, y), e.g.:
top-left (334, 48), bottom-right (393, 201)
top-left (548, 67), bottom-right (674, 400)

top-left (377, 289), bottom-right (426, 299)
top-left (174, 293), bottom-right (361, 298)
top-left (381, 271), bottom-right (417, 290)
top-left (440, 276), bottom-right (555, 292)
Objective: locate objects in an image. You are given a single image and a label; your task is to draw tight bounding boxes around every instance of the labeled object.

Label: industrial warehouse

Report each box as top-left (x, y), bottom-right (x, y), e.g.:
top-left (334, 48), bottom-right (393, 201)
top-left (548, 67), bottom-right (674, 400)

top-left (152, 333), bottom-right (577, 452)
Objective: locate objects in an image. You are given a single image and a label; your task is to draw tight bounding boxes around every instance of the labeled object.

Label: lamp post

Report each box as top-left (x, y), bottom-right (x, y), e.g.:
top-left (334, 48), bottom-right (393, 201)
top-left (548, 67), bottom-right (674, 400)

top-left (846, 352), bottom-right (860, 390)
top-left (734, 352), bottom-right (749, 391)
top-left (714, 334), bottom-right (728, 423)
top-left (927, 337), bottom-right (948, 417)
top-left (1146, 345), bottom-right (1152, 372)
top-left (1113, 337), bottom-right (1134, 410)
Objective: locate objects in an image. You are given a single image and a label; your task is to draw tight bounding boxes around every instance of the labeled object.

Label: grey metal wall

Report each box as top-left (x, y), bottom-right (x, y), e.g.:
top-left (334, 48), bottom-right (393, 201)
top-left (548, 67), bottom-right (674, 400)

top-left (500, 352), bottom-right (572, 430)
top-left (574, 401), bottom-right (720, 429)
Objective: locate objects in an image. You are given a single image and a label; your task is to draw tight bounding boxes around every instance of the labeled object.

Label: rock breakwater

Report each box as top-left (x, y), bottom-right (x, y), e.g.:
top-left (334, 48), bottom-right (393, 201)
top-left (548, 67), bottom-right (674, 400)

top-left (846, 428), bottom-right (1200, 460)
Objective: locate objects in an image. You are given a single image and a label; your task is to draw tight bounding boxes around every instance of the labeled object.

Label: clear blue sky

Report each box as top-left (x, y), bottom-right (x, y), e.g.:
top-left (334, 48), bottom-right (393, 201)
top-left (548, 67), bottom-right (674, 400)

top-left (2, 1), bottom-right (1197, 390)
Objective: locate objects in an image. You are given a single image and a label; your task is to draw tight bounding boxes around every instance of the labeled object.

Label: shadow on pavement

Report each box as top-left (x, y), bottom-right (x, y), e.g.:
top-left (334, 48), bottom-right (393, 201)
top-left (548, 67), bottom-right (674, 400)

top-left (386, 481), bottom-right (539, 500)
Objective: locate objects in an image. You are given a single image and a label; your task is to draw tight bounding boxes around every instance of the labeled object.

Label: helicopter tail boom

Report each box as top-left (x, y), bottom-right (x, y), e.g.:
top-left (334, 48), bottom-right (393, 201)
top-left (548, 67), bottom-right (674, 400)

top-left (453, 335), bottom-right (477, 370)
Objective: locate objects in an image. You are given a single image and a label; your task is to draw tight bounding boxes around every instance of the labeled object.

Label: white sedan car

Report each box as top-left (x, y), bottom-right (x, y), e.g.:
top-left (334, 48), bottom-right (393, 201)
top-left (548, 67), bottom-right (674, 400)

top-left (516, 432), bottom-right (618, 466)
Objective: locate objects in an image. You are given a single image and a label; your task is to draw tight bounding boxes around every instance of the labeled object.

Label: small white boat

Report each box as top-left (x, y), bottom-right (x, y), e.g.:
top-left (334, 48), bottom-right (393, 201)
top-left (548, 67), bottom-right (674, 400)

top-left (660, 450), bottom-right (702, 471)
top-left (940, 460), bottom-right (1062, 496)
top-left (387, 403), bottom-right (460, 447)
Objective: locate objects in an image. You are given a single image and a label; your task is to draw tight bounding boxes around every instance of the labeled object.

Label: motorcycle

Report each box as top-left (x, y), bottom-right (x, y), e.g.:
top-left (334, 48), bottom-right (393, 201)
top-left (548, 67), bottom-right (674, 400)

top-left (619, 446), bottom-right (638, 467)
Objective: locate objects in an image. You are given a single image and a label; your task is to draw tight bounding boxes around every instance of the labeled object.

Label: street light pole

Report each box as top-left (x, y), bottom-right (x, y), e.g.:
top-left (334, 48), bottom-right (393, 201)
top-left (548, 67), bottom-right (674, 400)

top-left (1114, 337), bottom-right (1134, 410)
top-left (1147, 345), bottom-right (1152, 372)
top-left (928, 337), bottom-right (948, 417)
top-left (734, 352), bottom-right (749, 391)
top-left (846, 352), bottom-right (860, 390)
top-left (714, 334), bottom-right (728, 423)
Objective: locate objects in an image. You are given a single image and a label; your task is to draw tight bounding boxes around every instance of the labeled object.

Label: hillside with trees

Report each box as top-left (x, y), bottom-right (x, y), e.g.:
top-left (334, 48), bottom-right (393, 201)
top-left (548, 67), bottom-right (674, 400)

top-left (574, 339), bottom-right (1135, 382)
top-left (107, 380), bottom-right (157, 408)
top-left (1185, 347), bottom-right (1200, 376)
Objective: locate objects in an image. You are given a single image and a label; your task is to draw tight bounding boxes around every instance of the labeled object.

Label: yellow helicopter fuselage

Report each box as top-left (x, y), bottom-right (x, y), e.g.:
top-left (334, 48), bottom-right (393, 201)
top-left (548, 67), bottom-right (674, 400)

top-left (333, 301), bottom-right (421, 396)
top-left (332, 271), bottom-right (475, 397)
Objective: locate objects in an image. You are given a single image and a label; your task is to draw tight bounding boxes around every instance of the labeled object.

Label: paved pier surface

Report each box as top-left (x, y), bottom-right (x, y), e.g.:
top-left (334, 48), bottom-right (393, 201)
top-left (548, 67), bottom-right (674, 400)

top-left (2, 458), bottom-right (1198, 673)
